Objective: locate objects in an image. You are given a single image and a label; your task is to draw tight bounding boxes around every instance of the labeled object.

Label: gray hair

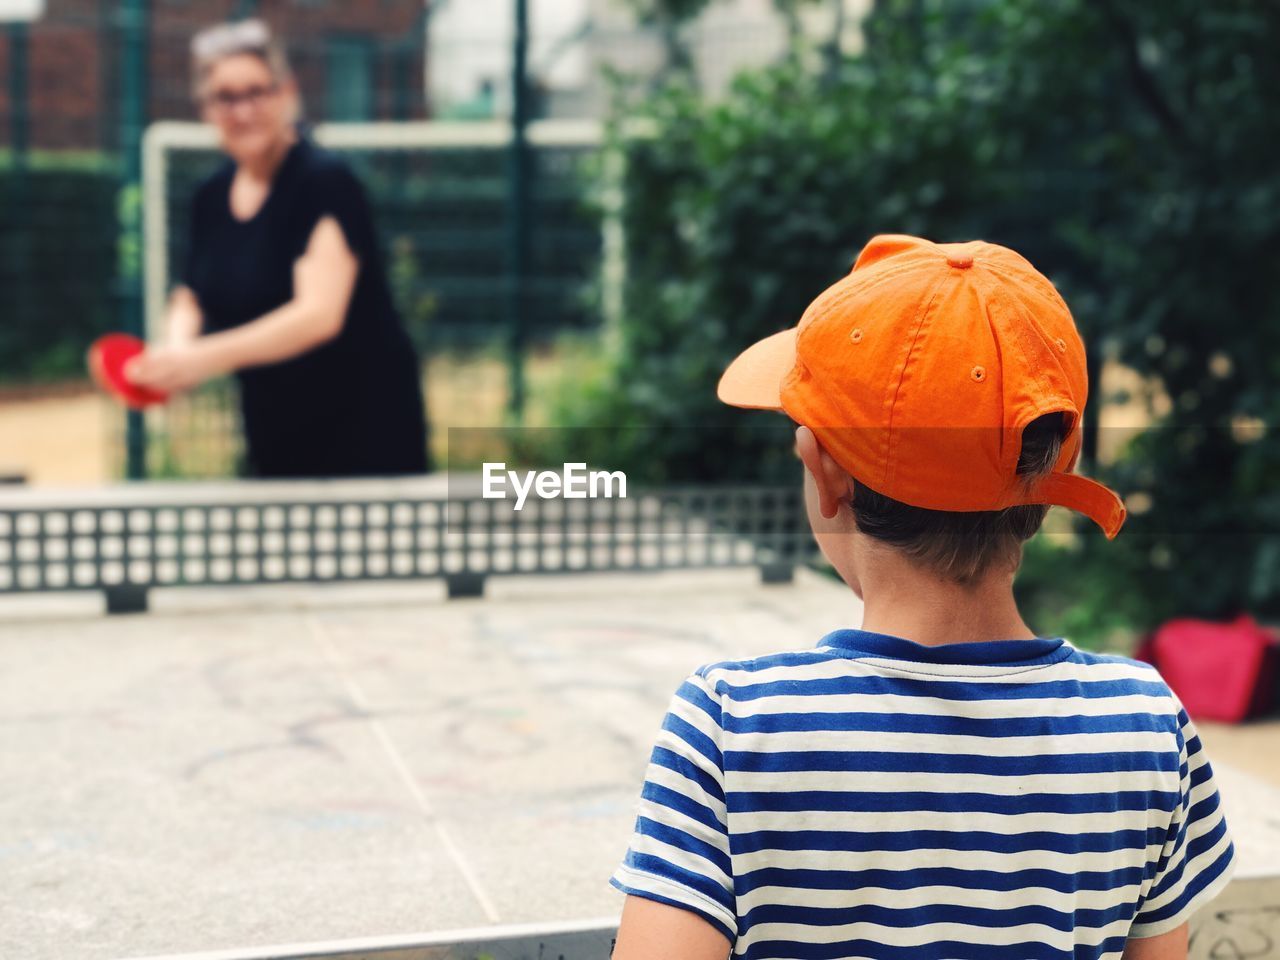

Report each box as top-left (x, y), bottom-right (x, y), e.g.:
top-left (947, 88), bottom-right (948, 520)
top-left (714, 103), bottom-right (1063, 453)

top-left (190, 19), bottom-right (292, 98)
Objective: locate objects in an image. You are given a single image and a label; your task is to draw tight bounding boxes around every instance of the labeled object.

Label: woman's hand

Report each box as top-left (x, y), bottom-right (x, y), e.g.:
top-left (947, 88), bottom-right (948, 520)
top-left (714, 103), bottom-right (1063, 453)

top-left (125, 344), bottom-right (224, 395)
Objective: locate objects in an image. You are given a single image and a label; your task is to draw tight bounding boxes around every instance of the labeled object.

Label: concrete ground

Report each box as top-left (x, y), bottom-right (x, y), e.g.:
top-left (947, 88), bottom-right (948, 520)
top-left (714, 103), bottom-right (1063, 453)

top-left (1, 569), bottom-right (857, 959)
top-left (1197, 719), bottom-right (1280, 791)
top-left (2, 569), bottom-right (1278, 960)
top-left (0, 388), bottom-right (114, 487)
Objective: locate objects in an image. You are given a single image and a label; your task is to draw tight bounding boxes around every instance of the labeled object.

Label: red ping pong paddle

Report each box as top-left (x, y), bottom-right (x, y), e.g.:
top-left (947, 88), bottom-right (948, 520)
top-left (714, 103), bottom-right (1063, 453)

top-left (87, 333), bottom-right (169, 409)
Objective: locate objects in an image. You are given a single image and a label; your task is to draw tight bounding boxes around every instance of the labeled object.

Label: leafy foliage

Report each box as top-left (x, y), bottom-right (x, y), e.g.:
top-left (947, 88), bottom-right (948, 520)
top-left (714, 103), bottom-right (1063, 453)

top-left (553, 0), bottom-right (1280, 630)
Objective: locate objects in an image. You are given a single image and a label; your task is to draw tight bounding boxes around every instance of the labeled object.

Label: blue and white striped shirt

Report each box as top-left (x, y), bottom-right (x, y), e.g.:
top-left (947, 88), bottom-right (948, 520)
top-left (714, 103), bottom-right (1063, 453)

top-left (611, 629), bottom-right (1235, 959)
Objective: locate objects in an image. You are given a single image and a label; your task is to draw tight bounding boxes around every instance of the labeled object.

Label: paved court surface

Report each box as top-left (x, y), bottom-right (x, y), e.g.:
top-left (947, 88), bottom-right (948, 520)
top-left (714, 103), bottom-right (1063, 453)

top-left (3, 568), bottom-right (1279, 960)
top-left (1, 568), bottom-right (860, 959)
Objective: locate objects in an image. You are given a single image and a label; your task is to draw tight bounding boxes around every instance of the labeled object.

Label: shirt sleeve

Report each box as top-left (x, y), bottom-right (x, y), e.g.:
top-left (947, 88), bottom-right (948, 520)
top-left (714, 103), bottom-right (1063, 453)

top-left (290, 153), bottom-right (377, 264)
top-left (610, 669), bottom-right (737, 943)
top-left (1128, 704), bottom-right (1237, 938)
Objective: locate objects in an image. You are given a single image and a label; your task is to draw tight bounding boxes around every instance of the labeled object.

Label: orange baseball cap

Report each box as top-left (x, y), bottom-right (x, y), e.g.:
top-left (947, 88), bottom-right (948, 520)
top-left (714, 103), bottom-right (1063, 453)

top-left (717, 234), bottom-right (1126, 539)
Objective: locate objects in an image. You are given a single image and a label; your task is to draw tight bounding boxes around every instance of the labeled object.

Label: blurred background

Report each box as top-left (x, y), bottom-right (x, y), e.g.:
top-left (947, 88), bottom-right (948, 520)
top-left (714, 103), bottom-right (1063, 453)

top-left (0, 0), bottom-right (1276, 645)
top-left (2, 4), bottom-right (1279, 957)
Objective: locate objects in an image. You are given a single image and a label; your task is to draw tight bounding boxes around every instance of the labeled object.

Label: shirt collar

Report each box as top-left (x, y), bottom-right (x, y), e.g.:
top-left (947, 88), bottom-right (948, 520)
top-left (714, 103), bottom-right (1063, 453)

top-left (818, 628), bottom-right (1069, 667)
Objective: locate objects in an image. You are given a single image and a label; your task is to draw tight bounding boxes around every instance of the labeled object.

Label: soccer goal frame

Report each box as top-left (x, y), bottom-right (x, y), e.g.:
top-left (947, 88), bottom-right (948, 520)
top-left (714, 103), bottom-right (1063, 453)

top-left (140, 117), bottom-right (637, 348)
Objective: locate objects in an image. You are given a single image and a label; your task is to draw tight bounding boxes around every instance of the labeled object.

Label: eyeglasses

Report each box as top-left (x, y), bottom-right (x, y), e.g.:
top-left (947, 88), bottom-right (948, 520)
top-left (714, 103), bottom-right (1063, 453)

top-left (202, 83), bottom-right (279, 112)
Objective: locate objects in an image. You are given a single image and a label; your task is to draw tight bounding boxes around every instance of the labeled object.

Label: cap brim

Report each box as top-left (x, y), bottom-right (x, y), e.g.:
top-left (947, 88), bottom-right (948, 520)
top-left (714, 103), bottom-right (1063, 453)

top-left (717, 328), bottom-right (797, 411)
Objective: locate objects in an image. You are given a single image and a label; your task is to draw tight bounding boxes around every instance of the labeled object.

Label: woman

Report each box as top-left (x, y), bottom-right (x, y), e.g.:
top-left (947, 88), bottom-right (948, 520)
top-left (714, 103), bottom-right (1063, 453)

top-left (129, 19), bottom-right (429, 478)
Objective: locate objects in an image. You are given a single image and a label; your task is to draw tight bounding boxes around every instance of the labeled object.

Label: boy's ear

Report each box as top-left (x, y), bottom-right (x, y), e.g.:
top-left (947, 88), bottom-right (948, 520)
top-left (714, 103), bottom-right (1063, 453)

top-left (795, 425), bottom-right (854, 520)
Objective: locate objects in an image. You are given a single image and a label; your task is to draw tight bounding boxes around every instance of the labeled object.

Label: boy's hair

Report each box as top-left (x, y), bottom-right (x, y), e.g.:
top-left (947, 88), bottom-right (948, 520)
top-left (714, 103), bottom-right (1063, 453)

top-left (850, 413), bottom-right (1068, 585)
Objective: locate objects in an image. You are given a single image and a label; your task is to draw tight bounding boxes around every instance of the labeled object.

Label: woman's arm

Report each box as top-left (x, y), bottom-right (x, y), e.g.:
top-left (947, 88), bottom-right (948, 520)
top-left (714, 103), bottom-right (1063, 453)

top-left (611, 896), bottom-right (731, 960)
top-left (165, 286), bottom-right (204, 347)
top-left (1123, 922), bottom-right (1188, 960)
top-left (127, 215), bottom-right (358, 393)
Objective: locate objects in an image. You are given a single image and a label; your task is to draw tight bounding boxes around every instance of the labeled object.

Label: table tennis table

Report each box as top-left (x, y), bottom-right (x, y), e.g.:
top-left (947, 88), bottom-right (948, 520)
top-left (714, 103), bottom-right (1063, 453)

top-left (2, 479), bottom-right (1277, 960)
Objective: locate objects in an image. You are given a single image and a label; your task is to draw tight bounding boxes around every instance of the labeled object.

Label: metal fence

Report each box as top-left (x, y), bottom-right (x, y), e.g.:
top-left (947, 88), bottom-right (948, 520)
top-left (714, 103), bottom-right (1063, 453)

top-left (144, 119), bottom-right (609, 348)
top-left (1, 2), bottom-right (844, 483)
top-left (134, 118), bottom-right (612, 479)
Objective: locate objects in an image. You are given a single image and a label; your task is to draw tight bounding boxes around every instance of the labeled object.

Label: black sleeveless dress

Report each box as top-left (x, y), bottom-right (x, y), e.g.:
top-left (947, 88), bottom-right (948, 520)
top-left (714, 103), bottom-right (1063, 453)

top-left (183, 134), bottom-right (429, 478)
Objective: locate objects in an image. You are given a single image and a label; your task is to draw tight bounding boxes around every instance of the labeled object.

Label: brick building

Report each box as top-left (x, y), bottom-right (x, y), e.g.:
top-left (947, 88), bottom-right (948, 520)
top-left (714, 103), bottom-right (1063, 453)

top-left (0, 0), bottom-right (428, 153)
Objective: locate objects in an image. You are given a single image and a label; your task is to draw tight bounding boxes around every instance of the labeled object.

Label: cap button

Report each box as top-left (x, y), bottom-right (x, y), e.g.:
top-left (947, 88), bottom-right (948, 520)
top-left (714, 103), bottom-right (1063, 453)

top-left (947, 255), bottom-right (974, 269)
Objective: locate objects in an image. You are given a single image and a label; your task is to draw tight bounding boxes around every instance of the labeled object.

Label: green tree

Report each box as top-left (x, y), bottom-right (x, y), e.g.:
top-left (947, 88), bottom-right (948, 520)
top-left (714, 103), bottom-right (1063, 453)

top-left (557, 0), bottom-right (1280, 633)
top-left (623, 0), bottom-right (714, 83)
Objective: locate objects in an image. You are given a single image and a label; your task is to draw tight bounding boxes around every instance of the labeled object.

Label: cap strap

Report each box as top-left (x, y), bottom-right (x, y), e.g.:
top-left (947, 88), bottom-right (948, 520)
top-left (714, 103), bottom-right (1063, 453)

top-left (1018, 472), bottom-right (1127, 540)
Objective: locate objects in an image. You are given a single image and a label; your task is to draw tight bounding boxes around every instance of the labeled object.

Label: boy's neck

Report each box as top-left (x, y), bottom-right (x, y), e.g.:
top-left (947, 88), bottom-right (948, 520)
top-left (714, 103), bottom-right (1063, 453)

top-left (856, 555), bottom-right (1037, 647)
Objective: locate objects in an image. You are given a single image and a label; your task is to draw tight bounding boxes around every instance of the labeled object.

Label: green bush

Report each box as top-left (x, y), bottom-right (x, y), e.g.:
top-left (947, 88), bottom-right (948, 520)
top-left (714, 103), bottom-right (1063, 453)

top-left (0, 167), bottom-right (120, 383)
top-left (550, 0), bottom-right (1280, 632)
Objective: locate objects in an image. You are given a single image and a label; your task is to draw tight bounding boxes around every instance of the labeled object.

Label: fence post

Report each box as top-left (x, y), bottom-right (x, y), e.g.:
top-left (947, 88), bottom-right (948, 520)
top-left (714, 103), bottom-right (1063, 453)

top-left (7, 21), bottom-right (30, 340)
top-left (117, 0), bottom-right (149, 479)
top-left (505, 0), bottom-right (531, 421)
top-left (8, 21), bottom-right (29, 170)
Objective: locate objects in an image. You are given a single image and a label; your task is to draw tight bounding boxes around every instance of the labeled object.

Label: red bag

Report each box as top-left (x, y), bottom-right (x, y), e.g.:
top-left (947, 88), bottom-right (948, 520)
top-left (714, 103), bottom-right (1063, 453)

top-left (1140, 615), bottom-right (1280, 723)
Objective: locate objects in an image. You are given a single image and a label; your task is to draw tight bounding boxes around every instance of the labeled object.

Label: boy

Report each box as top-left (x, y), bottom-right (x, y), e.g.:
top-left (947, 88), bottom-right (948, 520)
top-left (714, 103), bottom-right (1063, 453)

top-left (609, 235), bottom-right (1235, 960)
